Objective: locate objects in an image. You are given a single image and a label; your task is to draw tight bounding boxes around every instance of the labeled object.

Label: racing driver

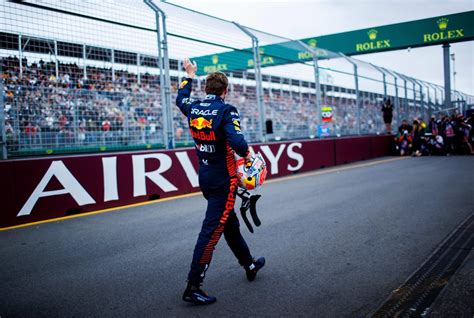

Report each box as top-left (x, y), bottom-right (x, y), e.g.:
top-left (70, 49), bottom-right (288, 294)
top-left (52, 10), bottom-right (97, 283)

top-left (176, 58), bottom-right (265, 305)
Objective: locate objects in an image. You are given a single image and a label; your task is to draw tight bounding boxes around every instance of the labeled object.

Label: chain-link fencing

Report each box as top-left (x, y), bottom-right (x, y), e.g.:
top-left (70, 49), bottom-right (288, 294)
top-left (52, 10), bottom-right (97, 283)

top-left (1, 0), bottom-right (473, 158)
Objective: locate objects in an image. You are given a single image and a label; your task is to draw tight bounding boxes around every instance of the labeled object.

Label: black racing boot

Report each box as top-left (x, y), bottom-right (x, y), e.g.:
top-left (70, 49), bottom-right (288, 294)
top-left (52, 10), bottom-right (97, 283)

top-left (182, 282), bottom-right (217, 305)
top-left (245, 257), bottom-right (265, 282)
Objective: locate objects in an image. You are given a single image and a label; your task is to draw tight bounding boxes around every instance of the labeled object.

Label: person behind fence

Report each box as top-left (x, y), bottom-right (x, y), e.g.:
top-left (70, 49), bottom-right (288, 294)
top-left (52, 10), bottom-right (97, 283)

top-left (456, 115), bottom-right (474, 155)
top-left (176, 58), bottom-right (265, 305)
top-left (396, 119), bottom-right (413, 156)
top-left (381, 98), bottom-right (393, 134)
top-left (411, 118), bottom-right (427, 157)
top-left (428, 116), bottom-right (439, 136)
top-left (426, 134), bottom-right (445, 156)
top-left (441, 115), bottom-right (456, 155)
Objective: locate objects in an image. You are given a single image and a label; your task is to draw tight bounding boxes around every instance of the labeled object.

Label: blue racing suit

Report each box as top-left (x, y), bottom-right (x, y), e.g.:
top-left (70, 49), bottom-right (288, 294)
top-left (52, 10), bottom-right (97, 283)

top-left (176, 77), bottom-right (253, 286)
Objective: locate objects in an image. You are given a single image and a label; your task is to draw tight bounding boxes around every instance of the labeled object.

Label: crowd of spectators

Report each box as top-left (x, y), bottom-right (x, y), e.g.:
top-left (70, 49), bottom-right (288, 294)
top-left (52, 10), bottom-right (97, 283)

top-left (2, 56), bottom-right (163, 150)
top-left (2, 56), bottom-right (404, 153)
top-left (395, 113), bottom-right (474, 156)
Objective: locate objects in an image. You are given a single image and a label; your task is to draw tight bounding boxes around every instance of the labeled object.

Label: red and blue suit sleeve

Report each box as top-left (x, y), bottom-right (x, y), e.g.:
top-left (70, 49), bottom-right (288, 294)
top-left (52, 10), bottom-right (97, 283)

top-left (223, 105), bottom-right (249, 158)
top-left (175, 77), bottom-right (194, 116)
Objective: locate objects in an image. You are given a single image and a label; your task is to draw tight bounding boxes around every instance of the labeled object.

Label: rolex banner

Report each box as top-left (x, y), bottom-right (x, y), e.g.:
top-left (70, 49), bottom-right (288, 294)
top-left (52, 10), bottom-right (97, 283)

top-left (193, 11), bottom-right (474, 75)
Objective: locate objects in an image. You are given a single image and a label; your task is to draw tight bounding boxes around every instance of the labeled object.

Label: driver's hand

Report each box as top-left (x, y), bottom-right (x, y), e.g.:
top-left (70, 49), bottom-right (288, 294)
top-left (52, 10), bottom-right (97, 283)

top-left (183, 58), bottom-right (197, 79)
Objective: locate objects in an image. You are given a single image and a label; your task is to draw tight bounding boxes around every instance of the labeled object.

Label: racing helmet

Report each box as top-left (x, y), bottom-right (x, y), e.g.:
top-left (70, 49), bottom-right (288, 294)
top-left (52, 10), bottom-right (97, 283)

top-left (235, 149), bottom-right (267, 190)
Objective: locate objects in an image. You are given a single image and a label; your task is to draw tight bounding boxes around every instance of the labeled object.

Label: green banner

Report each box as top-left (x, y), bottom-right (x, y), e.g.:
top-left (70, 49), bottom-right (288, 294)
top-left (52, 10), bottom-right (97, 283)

top-left (193, 11), bottom-right (474, 75)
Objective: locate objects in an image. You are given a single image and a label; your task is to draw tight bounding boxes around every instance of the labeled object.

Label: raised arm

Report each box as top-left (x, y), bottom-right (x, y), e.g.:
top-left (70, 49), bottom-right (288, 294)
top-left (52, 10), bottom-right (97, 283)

top-left (176, 58), bottom-right (198, 116)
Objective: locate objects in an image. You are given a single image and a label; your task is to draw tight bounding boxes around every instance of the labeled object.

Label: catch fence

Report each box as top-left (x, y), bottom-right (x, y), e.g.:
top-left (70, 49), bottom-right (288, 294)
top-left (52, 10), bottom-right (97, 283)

top-left (1, 0), bottom-right (472, 158)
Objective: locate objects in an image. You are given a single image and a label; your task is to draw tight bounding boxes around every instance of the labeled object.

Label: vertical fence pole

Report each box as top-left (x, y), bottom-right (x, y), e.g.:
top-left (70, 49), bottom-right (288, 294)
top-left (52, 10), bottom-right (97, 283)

top-left (73, 91), bottom-right (79, 147)
top-left (418, 82), bottom-right (424, 120)
top-left (394, 76), bottom-right (400, 127)
top-left (254, 38), bottom-right (266, 142)
top-left (19, 34), bottom-right (23, 79)
top-left (403, 78), bottom-right (408, 115)
top-left (233, 22), bottom-right (266, 143)
top-left (432, 84), bottom-right (438, 109)
top-left (137, 53), bottom-right (141, 84)
top-left (371, 64), bottom-right (392, 129)
top-left (382, 73), bottom-right (387, 99)
top-left (412, 81), bottom-right (416, 116)
top-left (160, 9), bottom-right (174, 148)
top-left (111, 49), bottom-right (115, 82)
top-left (0, 74), bottom-right (7, 159)
top-left (54, 40), bottom-right (59, 79)
top-left (342, 55), bottom-right (361, 135)
top-left (299, 41), bottom-right (322, 131)
top-left (425, 84), bottom-right (432, 119)
top-left (144, 0), bottom-right (173, 148)
top-left (124, 96), bottom-right (130, 146)
top-left (83, 44), bottom-right (87, 79)
top-left (154, 10), bottom-right (168, 148)
top-left (443, 43), bottom-right (452, 110)
top-left (313, 52), bottom-right (322, 129)
top-left (353, 67), bottom-right (361, 135)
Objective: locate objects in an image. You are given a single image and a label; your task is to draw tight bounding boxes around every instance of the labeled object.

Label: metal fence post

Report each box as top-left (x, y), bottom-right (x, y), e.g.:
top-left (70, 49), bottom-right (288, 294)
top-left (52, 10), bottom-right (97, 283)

top-left (403, 79), bottom-right (408, 115)
top-left (54, 40), bottom-right (59, 79)
top-left (19, 34), bottom-right (23, 79)
top-left (313, 53), bottom-right (322, 130)
top-left (233, 22), bottom-right (266, 143)
top-left (0, 74), bottom-right (7, 159)
top-left (422, 82), bottom-right (433, 119)
top-left (83, 44), bottom-right (87, 79)
top-left (144, 0), bottom-right (174, 149)
top-left (414, 80), bottom-right (424, 120)
top-left (73, 90), bottom-right (79, 147)
top-left (342, 55), bottom-right (361, 135)
top-left (137, 53), bottom-right (141, 84)
top-left (298, 41), bottom-right (322, 131)
top-left (394, 76), bottom-right (400, 126)
top-left (111, 49), bottom-right (115, 82)
top-left (395, 72), bottom-right (409, 118)
top-left (160, 9), bottom-right (174, 148)
top-left (443, 43), bottom-right (452, 110)
top-left (431, 83), bottom-right (439, 109)
top-left (421, 83), bottom-right (425, 119)
top-left (424, 84), bottom-right (431, 118)
top-left (371, 64), bottom-right (387, 99)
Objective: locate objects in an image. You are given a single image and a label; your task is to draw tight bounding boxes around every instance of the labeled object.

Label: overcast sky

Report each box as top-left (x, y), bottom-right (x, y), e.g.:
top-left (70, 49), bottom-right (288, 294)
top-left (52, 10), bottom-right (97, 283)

top-left (167, 0), bottom-right (473, 96)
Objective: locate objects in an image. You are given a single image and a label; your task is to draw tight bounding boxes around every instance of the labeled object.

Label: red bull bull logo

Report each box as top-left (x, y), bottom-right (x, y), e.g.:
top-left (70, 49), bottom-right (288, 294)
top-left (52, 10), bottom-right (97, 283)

top-left (190, 117), bottom-right (213, 130)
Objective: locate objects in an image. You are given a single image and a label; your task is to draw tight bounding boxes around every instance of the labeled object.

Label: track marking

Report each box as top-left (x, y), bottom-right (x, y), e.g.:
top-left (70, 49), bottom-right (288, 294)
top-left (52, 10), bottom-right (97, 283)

top-left (0, 192), bottom-right (202, 232)
top-left (0, 156), bottom-right (407, 232)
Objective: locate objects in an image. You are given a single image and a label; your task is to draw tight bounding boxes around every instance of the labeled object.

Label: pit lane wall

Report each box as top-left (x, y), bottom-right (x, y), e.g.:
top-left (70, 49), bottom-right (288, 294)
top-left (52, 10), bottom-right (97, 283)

top-left (0, 135), bottom-right (392, 228)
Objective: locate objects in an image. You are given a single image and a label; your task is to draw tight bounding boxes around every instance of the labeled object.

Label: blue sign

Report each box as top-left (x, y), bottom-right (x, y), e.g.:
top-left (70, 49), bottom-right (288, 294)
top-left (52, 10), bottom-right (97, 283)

top-left (318, 124), bottom-right (331, 137)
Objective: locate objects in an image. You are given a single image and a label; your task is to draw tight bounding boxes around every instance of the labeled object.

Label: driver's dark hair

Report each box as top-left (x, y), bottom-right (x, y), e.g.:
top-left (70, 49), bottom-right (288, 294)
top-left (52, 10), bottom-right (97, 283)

top-left (205, 72), bottom-right (228, 95)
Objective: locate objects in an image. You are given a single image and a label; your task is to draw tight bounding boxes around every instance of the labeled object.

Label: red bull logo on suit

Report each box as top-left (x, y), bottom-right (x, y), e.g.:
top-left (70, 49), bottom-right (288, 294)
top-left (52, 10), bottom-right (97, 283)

top-left (190, 117), bottom-right (213, 130)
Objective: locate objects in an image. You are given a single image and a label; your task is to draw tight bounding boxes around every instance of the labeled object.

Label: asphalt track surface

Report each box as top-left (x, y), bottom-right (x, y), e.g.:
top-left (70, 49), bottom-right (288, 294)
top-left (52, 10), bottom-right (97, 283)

top-left (1, 156), bottom-right (473, 317)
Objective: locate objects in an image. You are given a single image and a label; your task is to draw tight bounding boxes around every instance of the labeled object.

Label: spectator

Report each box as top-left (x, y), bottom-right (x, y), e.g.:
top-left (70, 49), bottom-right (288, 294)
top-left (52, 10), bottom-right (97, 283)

top-left (411, 119), bottom-right (426, 157)
top-left (381, 98), bottom-right (393, 134)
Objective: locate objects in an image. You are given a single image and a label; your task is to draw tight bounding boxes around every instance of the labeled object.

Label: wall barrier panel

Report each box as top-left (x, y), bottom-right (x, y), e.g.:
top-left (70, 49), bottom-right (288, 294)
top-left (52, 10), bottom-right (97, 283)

top-left (0, 136), bottom-right (392, 228)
